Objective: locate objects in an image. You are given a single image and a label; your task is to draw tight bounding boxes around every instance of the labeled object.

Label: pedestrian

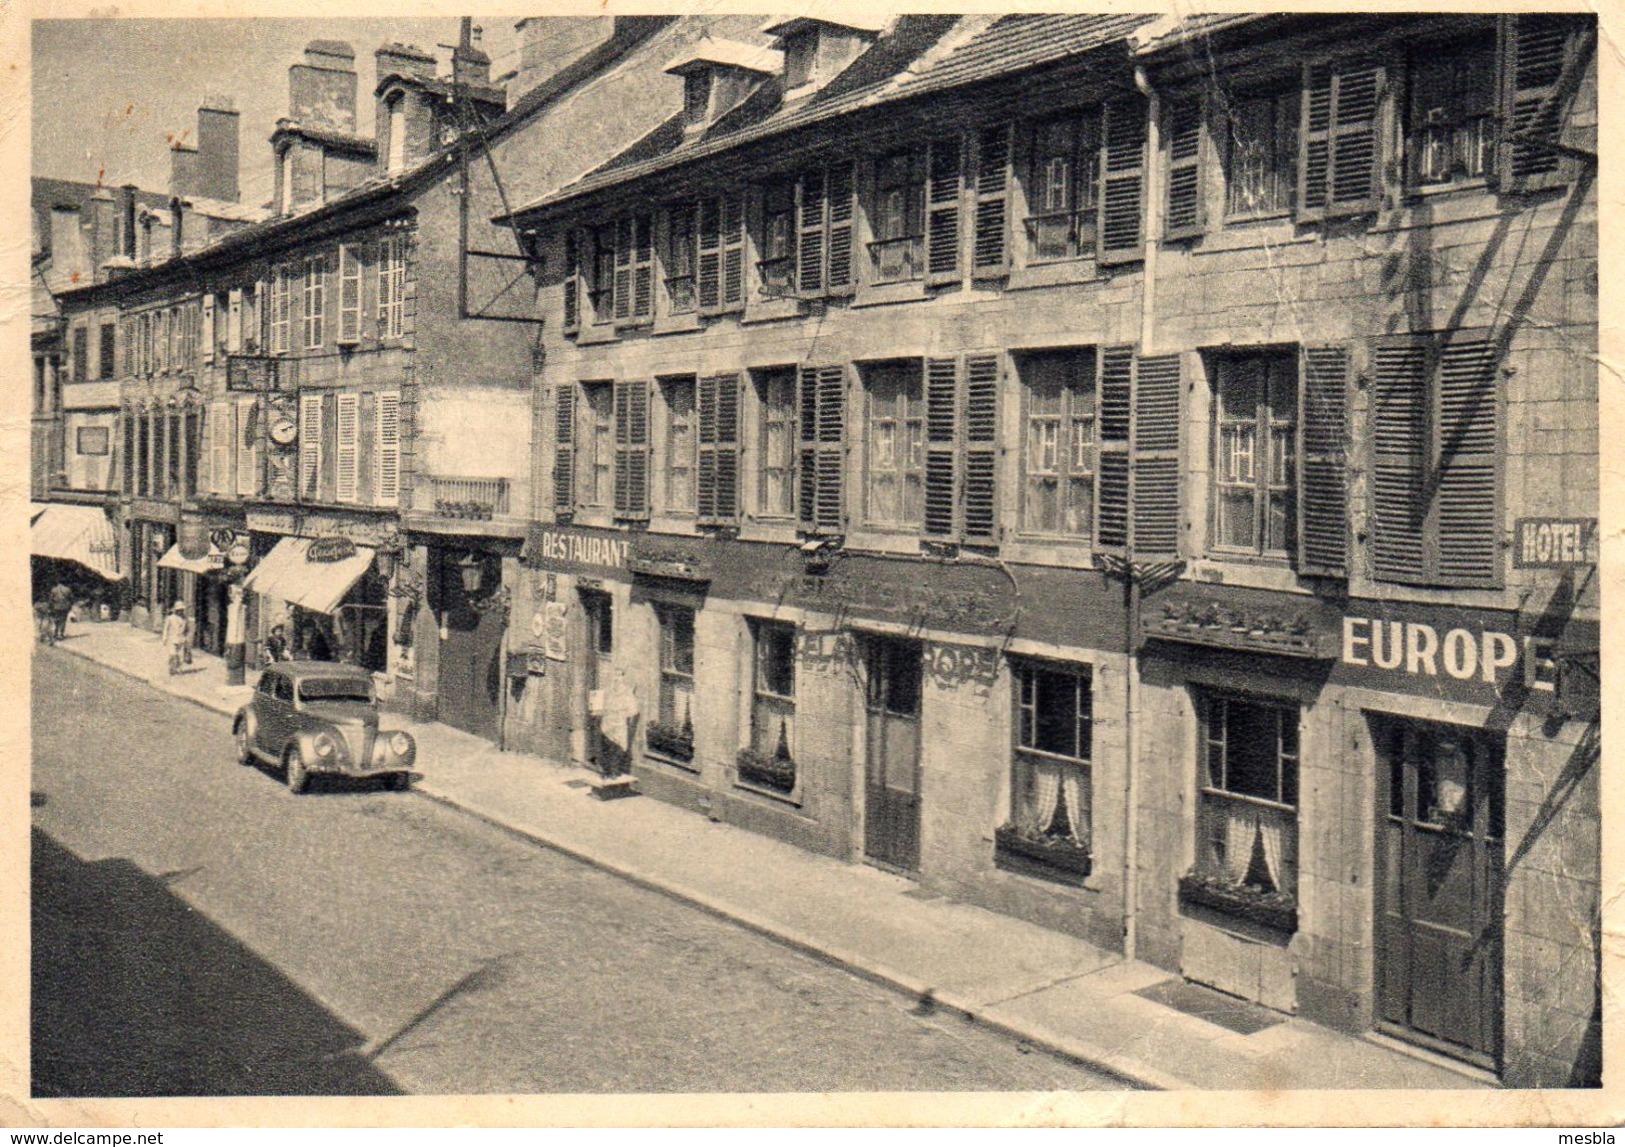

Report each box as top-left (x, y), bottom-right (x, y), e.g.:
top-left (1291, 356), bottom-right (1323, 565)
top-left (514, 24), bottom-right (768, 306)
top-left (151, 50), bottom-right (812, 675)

top-left (48, 581), bottom-right (73, 641)
top-left (182, 606), bottom-right (195, 667)
top-left (263, 623), bottom-right (290, 665)
top-left (160, 602), bottom-right (189, 676)
top-left (34, 598), bottom-right (53, 646)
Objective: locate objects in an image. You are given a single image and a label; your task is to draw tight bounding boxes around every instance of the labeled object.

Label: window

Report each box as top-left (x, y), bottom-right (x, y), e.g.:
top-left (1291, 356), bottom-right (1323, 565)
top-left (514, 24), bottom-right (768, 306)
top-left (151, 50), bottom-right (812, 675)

top-left (1371, 331), bottom-right (1500, 587)
top-left (374, 391), bottom-right (401, 506)
top-left (335, 392), bottom-right (360, 502)
top-left (270, 265), bottom-right (293, 354)
top-left (869, 150), bottom-right (922, 282)
top-left (650, 604), bottom-right (696, 763)
top-left (71, 326), bottom-right (87, 382)
top-left (682, 72), bottom-right (710, 126)
top-left (337, 245), bottom-right (362, 342)
top-left (797, 365), bottom-right (845, 534)
top-left (660, 376), bottom-right (696, 513)
top-left (1212, 352), bottom-right (1296, 557)
top-left (696, 193), bottom-right (746, 311)
top-left (1026, 114), bottom-right (1098, 261)
top-left (758, 179), bottom-right (797, 297)
top-left (98, 322), bottom-right (116, 380)
top-left (590, 224), bottom-right (616, 324)
top-left (303, 256), bottom-right (327, 348)
top-left (922, 355), bottom-right (998, 543)
top-left (664, 209), bottom-right (695, 314)
top-left (1020, 349), bottom-right (1096, 538)
top-left (386, 96), bottom-right (406, 174)
top-left (756, 368), bottom-right (797, 518)
top-left (236, 397), bottom-right (259, 497)
top-left (581, 382), bottom-right (614, 508)
top-left (280, 147), bottom-right (295, 212)
top-left (612, 380), bottom-right (650, 518)
top-left (77, 426), bottom-right (109, 456)
top-left (378, 236), bottom-right (406, 338)
top-left (864, 361), bottom-right (924, 527)
top-left (784, 31), bottom-right (816, 90)
top-left (795, 162), bottom-right (855, 296)
top-left (742, 619), bottom-right (797, 794)
top-left (1406, 34), bottom-right (1497, 189)
top-left (1197, 694), bottom-right (1299, 902)
top-left (611, 215), bottom-right (654, 324)
top-left (697, 373), bottom-right (741, 523)
top-left (299, 393), bottom-right (322, 499)
top-left (1003, 662), bottom-right (1093, 867)
top-left (1224, 86), bottom-right (1297, 218)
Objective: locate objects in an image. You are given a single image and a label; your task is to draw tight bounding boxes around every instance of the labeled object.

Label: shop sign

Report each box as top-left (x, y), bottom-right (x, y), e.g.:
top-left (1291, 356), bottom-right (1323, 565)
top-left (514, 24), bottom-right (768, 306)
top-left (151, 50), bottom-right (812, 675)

top-left (1340, 616), bottom-right (1518, 685)
top-left (177, 519), bottom-right (212, 560)
top-left (522, 524), bottom-right (631, 576)
top-left (307, 536), bottom-right (358, 563)
top-left (543, 600), bottom-right (568, 660)
top-left (1513, 518), bottom-right (1596, 568)
top-left (227, 541), bottom-right (251, 566)
top-left (247, 509), bottom-right (300, 535)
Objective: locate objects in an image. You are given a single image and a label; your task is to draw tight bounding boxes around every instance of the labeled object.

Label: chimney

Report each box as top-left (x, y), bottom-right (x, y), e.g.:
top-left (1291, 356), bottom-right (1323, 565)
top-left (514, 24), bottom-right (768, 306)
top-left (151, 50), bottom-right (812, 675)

top-left (375, 43), bottom-right (438, 174)
top-left (196, 98), bottom-right (240, 202)
top-left (452, 19), bottom-right (491, 88)
top-left (170, 141), bottom-right (199, 199)
top-left (375, 41), bottom-right (436, 84)
top-left (170, 197), bottom-right (184, 258)
top-left (121, 184), bottom-right (138, 258)
top-left (508, 17), bottom-right (613, 102)
top-left (88, 188), bottom-right (118, 279)
top-left (48, 204), bottom-right (85, 286)
top-left (289, 40), bottom-right (357, 134)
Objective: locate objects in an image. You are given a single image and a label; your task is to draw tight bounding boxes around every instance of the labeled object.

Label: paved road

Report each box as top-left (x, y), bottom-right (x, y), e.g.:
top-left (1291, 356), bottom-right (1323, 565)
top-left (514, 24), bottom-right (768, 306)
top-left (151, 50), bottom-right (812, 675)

top-left (32, 647), bottom-right (1119, 1097)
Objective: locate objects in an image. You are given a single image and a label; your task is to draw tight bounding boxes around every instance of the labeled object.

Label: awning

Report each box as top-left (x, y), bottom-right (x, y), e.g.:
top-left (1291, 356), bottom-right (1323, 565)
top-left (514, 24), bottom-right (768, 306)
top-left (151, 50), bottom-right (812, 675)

top-left (31, 504), bottom-right (121, 580)
top-left (242, 536), bottom-right (375, 615)
top-left (156, 543), bottom-right (224, 576)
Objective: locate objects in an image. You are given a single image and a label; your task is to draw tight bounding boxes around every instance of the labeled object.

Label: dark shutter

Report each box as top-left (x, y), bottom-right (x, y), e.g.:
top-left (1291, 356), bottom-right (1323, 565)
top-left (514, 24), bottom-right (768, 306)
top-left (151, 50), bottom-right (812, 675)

top-left (697, 198), bottom-right (722, 310)
top-left (1098, 97), bottom-right (1146, 264)
top-left (923, 357), bottom-right (959, 537)
top-left (633, 216), bottom-right (654, 319)
top-left (972, 124), bottom-right (1011, 275)
top-left (721, 195), bottom-right (746, 308)
top-left (1094, 346), bottom-right (1134, 548)
top-left (697, 373), bottom-right (739, 522)
top-left (962, 354), bottom-right (999, 541)
top-left (1164, 99), bottom-right (1205, 240)
top-left (1131, 353), bottom-right (1181, 557)
top-left (1369, 339), bottom-right (1430, 582)
top-left (926, 135), bottom-right (963, 282)
top-left (798, 169), bottom-right (827, 295)
top-left (826, 162), bottom-right (855, 292)
top-left (553, 384), bottom-right (575, 511)
top-left (613, 380), bottom-right (650, 519)
top-left (1298, 57), bottom-right (1383, 220)
top-left (1298, 345), bottom-right (1350, 577)
top-left (613, 218), bottom-right (633, 321)
top-left (1499, 15), bottom-right (1578, 189)
top-left (562, 230), bottom-right (580, 333)
top-left (797, 365), bottom-right (845, 532)
top-left (1434, 336), bottom-right (1500, 586)
top-left (798, 366), bottom-right (820, 529)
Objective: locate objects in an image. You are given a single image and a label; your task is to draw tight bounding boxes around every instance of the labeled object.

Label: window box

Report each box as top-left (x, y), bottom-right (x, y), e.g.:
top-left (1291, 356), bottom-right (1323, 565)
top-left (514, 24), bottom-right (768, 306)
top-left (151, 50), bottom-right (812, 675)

top-left (646, 718), bottom-right (694, 763)
top-left (736, 746), bottom-right (794, 794)
top-left (1178, 871), bottom-right (1298, 935)
top-left (994, 823), bottom-right (1091, 885)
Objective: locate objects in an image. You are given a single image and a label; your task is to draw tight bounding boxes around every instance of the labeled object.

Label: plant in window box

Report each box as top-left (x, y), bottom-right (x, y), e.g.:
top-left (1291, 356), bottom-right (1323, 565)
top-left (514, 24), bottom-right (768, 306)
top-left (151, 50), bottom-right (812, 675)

top-left (736, 723), bottom-right (794, 793)
top-left (1177, 871), bottom-right (1298, 934)
top-left (993, 823), bottom-right (1092, 881)
top-left (647, 711), bottom-right (694, 762)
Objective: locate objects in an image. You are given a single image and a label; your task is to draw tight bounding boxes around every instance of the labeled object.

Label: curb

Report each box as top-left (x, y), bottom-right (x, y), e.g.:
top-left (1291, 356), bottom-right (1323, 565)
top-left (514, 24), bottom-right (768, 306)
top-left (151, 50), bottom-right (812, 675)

top-left (54, 638), bottom-right (1181, 1091)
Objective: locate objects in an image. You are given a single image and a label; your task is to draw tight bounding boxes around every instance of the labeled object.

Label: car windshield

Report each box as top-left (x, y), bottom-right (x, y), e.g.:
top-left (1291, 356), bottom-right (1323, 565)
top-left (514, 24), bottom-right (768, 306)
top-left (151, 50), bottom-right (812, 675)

top-left (298, 678), bottom-right (374, 704)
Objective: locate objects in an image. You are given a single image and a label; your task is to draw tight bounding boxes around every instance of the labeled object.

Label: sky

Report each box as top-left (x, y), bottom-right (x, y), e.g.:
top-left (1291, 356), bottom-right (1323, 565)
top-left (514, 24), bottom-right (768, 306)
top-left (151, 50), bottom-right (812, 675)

top-left (32, 17), bottom-right (522, 208)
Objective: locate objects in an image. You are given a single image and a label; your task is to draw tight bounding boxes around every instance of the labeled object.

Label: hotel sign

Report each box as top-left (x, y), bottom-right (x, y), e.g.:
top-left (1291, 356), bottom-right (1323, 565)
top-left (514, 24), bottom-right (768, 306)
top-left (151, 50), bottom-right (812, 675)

top-left (1513, 518), bottom-right (1596, 568)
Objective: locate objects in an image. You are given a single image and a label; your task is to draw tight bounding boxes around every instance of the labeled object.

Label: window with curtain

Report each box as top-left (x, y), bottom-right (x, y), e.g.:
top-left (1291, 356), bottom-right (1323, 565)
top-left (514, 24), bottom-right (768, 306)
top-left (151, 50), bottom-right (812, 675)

top-left (869, 149), bottom-right (922, 282)
top-left (1024, 113), bottom-right (1098, 260)
top-left (1405, 33), bottom-right (1497, 190)
top-left (649, 603), bottom-right (696, 764)
top-left (756, 368), bottom-right (796, 518)
top-left (1006, 662), bottom-right (1093, 863)
top-left (864, 360), bottom-right (924, 527)
top-left (759, 178), bottom-right (797, 298)
top-left (1212, 352), bottom-right (1296, 557)
top-left (740, 619), bottom-right (797, 794)
top-left (1197, 693), bottom-right (1299, 900)
top-left (581, 382), bottom-right (614, 508)
top-left (1020, 349), bottom-right (1096, 537)
top-left (1223, 85), bottom-right (1297, 219)
top-left (661, 376), bottom-right (696, 513)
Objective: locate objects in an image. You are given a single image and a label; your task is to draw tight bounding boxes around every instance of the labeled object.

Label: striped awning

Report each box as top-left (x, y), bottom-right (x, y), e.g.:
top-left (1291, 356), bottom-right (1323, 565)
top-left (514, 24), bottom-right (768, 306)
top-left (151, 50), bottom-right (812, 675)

top-left (30, 504), bottom-right (121, 580)
top-left (242, 536), bottom-right (375, 616)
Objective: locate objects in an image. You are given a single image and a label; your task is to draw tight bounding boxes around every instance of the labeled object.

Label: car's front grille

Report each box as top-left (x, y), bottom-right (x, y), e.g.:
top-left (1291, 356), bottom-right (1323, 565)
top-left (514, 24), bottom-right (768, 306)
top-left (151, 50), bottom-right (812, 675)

top-left (335, 723), bottom-right (374, 768)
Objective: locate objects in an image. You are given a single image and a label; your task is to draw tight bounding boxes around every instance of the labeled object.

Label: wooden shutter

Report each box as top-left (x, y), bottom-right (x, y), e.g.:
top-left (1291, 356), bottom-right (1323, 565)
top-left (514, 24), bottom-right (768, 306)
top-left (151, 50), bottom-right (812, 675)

top-left (797, 169), bottom-right (827, 295)
top-left (1434, 335), bottom-right (1500, 586)
top-left (972, 125), bottom-right (1012, 275)
top-left (633, 216), bottom-right (654, 319)
top-left (1298, 57), bottom-right (1383, 221)
top-left (1164, 99), bottom-right (1205, 240)
top-left (925, 135), bottom-right (963, 282)
top-left (826, 162), bottom-right (855, 293)
top-left (202, 295), bottom-right (216, 363)
top-left (613, 380), bottom-right (651, 518)
top-left (1098, 97), bottom-right (1147, 264)
top-left (613, 218), bottom-right (633, 322)
top-left (1499, 15), bottom-right (1579, 190)
top-left (553, 384), bottom-right (576, 511)
top-left (299, 393), bottom-right (322, 499)
top-left (375, 390), bottom-right (400, 506)
top-left (1131, 354), bottom-right (1181, 557)
top-left (210, 401), bottom-right (232, 495)
top-left (720, 195), bottom-right (745, 308)
top-left (335, 393), bottom-right (360, 502)
top-left (962, 353), bottom-right (999, 541)
top-left (236, 398), bottom-right (259, 497)
top-left (562, 230), bottom-right (580, 332)
top-left (922, 358), bottom-right (959, 537)
top-left (1369, 338), bottom-right (1429, 582)
top-left (697, 373), bottom-right (740, 522)
top-left (338, 245), bottom-right (361, 342)
top-left (1094, 346), bottom-right (1133, 548)
top-left (697, 198), bottom-right (723, 311)
top-left (1298, 345), bottom-right (1349, 576)
top-left (796, 366), bottom-right (845, 532)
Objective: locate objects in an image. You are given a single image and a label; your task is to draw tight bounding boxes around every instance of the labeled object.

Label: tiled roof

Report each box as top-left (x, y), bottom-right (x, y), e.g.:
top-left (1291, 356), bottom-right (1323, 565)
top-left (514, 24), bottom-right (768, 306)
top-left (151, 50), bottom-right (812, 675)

top-left (1129, 14), bottom-right (1271, 55)
top-left (272, 122), bottom-right (378, 154)
top-left (505, 13), bottom-right (1155, 220)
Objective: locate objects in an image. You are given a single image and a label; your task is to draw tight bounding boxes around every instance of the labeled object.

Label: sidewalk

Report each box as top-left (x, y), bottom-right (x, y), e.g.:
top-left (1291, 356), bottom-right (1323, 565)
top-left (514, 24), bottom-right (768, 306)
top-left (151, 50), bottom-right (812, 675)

top-left (44, 619), bottom-right (1492, 1092)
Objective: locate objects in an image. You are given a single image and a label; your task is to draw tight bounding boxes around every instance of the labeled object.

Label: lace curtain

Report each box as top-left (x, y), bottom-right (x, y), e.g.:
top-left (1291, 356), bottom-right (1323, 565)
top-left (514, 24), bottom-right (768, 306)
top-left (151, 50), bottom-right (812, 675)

top-left (1211, 798), bottom-right (1294, 894)
top-left (1018, 757), bottom-right (1090, 850)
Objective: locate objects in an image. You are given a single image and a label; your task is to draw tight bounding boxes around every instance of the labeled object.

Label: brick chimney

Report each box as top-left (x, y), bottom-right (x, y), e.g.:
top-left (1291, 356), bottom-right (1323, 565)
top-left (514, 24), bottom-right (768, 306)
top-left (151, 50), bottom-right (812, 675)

top-left (88, 188), bottom-right (118, 279)
top-left (289, 40), bottom-right (357, 134)
top-left (121, 185), bottom-right (139, 258)
top-left (507, 18), bottom-right (612, 102)
top-left (48, 204), bottom-right (85, 287)
top-left (196, 98), bottom-right (240, 202)
top-left (170, 142), bottom-right (199, 199)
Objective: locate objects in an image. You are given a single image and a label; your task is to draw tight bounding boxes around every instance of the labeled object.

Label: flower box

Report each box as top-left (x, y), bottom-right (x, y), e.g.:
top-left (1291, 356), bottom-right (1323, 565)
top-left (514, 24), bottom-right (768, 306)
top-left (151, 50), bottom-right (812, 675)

top-left (1177, 872), bottom-right (1298, 935)
top-left (994, 824), bottom-right (1091, 886)
top-left (736, 748), bottom-right (795, 794)
top-left (646, 720), bottom-right (694, 763)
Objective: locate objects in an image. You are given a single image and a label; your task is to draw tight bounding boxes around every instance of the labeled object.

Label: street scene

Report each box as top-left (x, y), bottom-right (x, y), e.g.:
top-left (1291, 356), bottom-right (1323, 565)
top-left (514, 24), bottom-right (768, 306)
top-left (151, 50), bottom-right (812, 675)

top-left (30, 12), bottom-right (1599, 1100)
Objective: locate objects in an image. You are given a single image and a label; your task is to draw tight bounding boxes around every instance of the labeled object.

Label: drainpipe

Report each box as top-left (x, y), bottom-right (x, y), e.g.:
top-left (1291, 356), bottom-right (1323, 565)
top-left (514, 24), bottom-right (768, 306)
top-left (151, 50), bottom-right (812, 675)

top-left (1121, 63), bottom-right (1162, 964)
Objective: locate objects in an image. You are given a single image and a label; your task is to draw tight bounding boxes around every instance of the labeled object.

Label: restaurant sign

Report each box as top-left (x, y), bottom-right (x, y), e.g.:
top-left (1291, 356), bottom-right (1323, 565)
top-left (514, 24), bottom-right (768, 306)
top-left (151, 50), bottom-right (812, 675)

top-left (521, 524), bottom-right (631, 578)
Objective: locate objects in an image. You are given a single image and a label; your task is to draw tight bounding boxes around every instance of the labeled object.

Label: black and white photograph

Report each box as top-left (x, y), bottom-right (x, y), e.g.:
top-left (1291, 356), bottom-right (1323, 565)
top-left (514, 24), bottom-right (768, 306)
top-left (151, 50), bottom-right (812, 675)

top-left (16, 3), bottom-right (1611, 1128)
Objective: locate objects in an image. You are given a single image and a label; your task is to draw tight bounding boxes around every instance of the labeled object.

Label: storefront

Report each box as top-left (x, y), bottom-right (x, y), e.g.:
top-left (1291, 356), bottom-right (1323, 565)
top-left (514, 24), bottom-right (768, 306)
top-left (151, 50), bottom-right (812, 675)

top-left (29, 501), bottom-right (124, 612)
top-left (122, 499), bottom-right (180, 629)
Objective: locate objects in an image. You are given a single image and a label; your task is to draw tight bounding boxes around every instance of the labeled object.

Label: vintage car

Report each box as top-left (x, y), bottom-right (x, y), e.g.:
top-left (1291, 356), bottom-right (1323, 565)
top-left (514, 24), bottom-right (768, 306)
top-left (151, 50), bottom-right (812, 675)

top-left (234, 661), bottom-right (416, 793)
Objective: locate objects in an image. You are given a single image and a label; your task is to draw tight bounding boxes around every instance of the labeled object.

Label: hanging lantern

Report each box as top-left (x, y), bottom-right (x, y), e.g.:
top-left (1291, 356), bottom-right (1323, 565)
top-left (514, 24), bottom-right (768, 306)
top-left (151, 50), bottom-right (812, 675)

top-left (457, 552), bottom-right (483, 594)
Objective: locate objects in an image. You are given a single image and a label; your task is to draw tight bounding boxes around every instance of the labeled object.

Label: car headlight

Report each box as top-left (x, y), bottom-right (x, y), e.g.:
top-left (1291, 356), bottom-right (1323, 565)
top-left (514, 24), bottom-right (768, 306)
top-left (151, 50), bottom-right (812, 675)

top-left (390, 731), bottom-right (413, 757)
top-left (312, 732), bottom-right (337, 758)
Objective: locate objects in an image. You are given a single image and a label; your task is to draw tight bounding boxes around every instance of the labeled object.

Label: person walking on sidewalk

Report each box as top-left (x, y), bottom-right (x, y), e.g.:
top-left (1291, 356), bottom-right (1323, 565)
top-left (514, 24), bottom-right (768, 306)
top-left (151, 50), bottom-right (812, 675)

top-left (160, 602), bottom-right (189, 676)
top-left (34, 597), bottom-right (54, 646)
top-left (48, 582), bottom-right (73, 641)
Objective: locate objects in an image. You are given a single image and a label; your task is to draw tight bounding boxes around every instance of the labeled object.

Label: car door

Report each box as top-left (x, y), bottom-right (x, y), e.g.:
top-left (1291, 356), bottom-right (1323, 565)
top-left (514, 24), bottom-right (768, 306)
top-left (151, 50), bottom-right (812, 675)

top-left (259, 671), bottom-right (293, 755)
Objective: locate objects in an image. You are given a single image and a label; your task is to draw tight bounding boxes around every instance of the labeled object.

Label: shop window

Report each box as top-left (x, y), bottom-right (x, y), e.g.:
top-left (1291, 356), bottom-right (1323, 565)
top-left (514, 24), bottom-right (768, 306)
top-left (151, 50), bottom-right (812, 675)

top-left (869, 149), bottom-right (922, 283)
top-left (648, 604), bottom-right (696, 764)
top-left (1020, 349), bottom-right (1096, 538)
top-left (864, 360), bottom-right (924, 528)
top-left (739, 619), bottom-right (796, 795)
top-left (1188, 693), bottom-right (1299, 926)
top-left (660, 376), bottom-right (696, 513)
top-left (1406, 33), bottom-right (1497, 190)
top-left (997, 661), bottom-right (1092, 884)
top-left (1211, 352), bottom-right (1296, 558)
top-left (755, 368), bottom-right (797, 518)
top-left (1224, 85), bottom-right (1297, 219)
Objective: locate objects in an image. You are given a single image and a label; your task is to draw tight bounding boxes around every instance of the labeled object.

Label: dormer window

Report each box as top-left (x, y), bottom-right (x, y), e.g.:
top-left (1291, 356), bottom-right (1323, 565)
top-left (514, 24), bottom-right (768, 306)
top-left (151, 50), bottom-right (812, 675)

top-left (763, 16), bottom-right (884, 96)
top-left (683, 73), bottom-right (710, 127)
top-left (783, 32), bottom-right (817, 90)
top-left (280, 147), bottom-right (295, 213)
top-left (387, 95), bottom-right (406, 173)
top-left (665, 42), bottom-right (782, 132)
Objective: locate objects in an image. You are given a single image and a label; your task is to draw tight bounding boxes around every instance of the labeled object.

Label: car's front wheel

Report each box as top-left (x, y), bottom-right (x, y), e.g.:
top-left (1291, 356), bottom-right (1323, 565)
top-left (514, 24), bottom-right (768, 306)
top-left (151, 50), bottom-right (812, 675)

top-left (234, 716), bottom-right (255, 765)
top-left (284, 745), bottom-right (310, 794)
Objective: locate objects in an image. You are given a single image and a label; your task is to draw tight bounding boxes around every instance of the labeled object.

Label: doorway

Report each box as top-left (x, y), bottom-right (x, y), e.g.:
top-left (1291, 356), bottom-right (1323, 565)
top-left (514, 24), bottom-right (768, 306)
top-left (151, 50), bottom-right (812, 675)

top-left (1375, 716), bottom-right (1505, 1070)
top-left (579, 588), bottom-right (618, 774)
top-left (863, 635), bottom-right (922, 873)
top-left (436, 548), bottom-right (505, 743)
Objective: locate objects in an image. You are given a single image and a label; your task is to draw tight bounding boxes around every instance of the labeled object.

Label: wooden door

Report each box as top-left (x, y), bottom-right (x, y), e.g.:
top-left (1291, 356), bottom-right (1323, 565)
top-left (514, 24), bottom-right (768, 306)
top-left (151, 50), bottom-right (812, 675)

top-left (1377, 718), bottom-right (1504, 1069)
top-left (864, 636), bottom-right (922, 873)
top-left (437, 551), bottom-right (504, 743)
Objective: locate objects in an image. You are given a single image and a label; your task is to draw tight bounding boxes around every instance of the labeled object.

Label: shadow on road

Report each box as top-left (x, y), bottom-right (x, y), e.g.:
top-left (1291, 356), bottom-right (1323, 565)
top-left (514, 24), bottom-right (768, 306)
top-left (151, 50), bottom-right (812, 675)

top-left (32, 827), bottom-right (401, 1097)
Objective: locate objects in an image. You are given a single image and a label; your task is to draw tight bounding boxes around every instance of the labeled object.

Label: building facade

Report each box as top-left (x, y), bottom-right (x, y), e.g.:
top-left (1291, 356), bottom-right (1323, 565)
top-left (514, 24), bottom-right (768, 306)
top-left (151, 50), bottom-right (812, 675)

top-left (505, 13), bottom-right (1599, 1087)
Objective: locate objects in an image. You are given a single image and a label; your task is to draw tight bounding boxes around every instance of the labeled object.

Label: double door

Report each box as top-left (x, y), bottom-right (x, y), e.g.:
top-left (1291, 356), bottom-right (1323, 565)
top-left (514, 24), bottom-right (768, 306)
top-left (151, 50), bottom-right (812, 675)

top-left (863, 636), bottom-right (922, 873)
